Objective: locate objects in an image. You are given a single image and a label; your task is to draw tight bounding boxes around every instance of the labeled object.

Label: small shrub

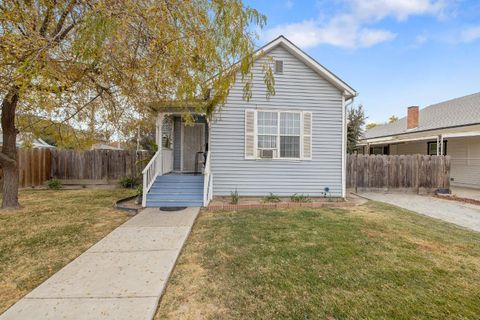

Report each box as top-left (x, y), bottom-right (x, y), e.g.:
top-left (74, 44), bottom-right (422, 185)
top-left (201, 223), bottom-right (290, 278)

top-left (46, 178), bottom-right (62, 190)
top-left (263, 192), bottom-right (281, 203)
top-left (136, 184), bottom-right (143, 196)
top-left (119, 175), bottom-right (140, 189)
top-left (135, 185), bottom-right (143, 205)
top-left (230, 189), bottom-right (239, 204)
top-left (290, 193), bottom-right (311, 203)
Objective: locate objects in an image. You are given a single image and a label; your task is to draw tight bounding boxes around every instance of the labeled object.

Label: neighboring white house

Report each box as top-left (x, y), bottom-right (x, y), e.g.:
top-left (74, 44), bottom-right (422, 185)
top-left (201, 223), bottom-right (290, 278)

top-left (0, 133), bottom-right (55, 149)
top-left (91, 142), bottom-right (123, 150)
top-left (142, 36), bottom-right (357, 207)
top-left (359, 92), bottom-right (480, 189)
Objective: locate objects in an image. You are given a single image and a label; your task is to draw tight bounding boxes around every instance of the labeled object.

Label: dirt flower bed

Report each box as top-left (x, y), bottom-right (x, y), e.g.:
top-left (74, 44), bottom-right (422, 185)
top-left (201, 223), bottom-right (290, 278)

top-left (207, 195), bottom-right (361, 211)
top-left (435, 194), bottom-right (480, 206)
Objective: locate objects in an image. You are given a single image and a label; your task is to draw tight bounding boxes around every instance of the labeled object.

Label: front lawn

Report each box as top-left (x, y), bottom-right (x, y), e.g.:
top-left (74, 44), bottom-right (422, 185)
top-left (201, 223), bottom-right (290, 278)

top-left (0, 188), bottom-right (134, 314)
top-left (156, 202), bottom-right (480, 319)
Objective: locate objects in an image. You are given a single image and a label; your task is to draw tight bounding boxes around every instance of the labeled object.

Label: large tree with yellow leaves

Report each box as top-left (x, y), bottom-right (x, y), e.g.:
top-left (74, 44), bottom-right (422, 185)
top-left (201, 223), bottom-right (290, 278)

top-left (0, 0), bottom-right (272, 208)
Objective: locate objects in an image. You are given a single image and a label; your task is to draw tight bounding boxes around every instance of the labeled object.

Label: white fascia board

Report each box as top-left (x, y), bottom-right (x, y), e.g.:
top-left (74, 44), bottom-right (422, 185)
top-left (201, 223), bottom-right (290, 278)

top-left (442, 131), bottom-right (480, 138)
top-left (363, 135), bottom-right (440, 145)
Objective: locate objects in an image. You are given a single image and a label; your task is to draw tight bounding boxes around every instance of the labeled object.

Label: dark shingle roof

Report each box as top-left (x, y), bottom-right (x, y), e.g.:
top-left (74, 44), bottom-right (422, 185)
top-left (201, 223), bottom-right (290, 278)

top-left (364, 92), bottom-right (480, 139)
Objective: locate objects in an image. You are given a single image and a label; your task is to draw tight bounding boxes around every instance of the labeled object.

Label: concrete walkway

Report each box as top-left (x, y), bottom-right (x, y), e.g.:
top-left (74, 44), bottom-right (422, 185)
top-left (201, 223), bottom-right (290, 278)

top-left (1, 207), bottom-right (199, 320)
top-left (360, 192), bottom-right (480, 232)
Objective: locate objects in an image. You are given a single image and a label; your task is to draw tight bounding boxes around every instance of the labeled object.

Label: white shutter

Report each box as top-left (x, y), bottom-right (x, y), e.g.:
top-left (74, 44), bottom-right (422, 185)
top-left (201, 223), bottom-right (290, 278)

top-left (245, 109), bottom-right (256, 159)
top-left (302, 112), bottom-right (312, 159)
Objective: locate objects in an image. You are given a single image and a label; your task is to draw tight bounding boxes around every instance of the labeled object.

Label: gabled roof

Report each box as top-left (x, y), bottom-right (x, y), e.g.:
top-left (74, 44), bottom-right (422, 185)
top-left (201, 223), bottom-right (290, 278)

top-left (0, 134), bottom-right (56, 148)
top-left (260, 36), bottom-right (357, 100)
top-left (364, 92), bottom-right (480, 139)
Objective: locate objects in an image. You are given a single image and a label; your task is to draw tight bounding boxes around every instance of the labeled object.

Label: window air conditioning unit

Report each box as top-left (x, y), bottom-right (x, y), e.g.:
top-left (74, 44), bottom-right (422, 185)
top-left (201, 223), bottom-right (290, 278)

top-left (259, 149), bottom-right (274, 159)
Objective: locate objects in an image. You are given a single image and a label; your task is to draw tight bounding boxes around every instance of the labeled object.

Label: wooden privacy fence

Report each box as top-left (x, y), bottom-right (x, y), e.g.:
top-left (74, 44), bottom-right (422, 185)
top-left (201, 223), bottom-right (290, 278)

top-left (1, 149), bottom-right (149, 188)
top-left (347, 154), bottom-right (451, 192)
top-left (50, 149), bottom-right (148, 181)
top-left (17, 148), bottom-right (52, 188)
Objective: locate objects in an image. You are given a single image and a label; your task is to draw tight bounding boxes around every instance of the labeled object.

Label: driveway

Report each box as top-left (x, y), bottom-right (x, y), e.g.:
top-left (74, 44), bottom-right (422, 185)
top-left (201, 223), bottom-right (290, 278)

top-left (1, 207), bottom-right (199, 320)
top-left (359, 193), bottom-right (480, 232)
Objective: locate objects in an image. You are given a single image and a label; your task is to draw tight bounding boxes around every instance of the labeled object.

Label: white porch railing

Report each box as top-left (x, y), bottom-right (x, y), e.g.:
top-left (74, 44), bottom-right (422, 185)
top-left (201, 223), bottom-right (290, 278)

top-left (142, 150), bottom-right (162, 207)
top-left (203, 151), bottom-right (213, 206)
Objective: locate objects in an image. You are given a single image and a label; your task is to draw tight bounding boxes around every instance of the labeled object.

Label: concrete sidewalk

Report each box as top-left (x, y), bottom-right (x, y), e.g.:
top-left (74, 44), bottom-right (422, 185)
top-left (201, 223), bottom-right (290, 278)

top-left (1, 207), bottom-right (199, 320)
top-left (360, 192), bottom-right (480, 232)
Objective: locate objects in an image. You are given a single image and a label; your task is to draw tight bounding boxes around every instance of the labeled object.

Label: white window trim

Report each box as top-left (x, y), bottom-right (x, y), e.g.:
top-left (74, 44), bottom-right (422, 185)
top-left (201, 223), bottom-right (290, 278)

top-left (257, 110), bottom-right (278, 152)
top-left (254, 109), bottom-right (311, 161)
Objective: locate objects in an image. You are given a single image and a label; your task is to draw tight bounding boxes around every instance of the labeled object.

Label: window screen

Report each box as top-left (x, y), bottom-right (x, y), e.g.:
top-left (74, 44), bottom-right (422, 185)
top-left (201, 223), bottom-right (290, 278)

top-left (257, 111), bottom-right (278, 149)
top-left (428, 141), bottom-right (447, 155)
top-left (280, 112), bottom-right (300, 158)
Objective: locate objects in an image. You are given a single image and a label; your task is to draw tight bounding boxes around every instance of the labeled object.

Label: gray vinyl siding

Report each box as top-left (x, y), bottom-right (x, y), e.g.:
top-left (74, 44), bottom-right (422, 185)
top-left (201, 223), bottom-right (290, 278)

top-left (173, 117), bottom-right (182, 171)
top-left (210, 45), bottom-right (344, 197)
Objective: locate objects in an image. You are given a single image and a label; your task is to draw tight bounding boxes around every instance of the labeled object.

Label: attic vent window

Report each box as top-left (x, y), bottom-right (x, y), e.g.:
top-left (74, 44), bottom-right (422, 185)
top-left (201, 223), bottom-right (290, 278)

top-left (275, 60), bottom-right (284, 74)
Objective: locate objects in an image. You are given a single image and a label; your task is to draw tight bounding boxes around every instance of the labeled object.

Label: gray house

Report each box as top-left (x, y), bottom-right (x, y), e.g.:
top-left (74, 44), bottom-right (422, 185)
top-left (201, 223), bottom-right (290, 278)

top-left (359, 93), bottom-right (480, 189)
top-left (142, 36), bottom-right (357, 207)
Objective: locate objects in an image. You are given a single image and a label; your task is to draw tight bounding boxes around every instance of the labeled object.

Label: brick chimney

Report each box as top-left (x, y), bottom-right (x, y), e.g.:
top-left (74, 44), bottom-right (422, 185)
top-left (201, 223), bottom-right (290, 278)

top-left (407, 106), bottom-right (419, 129)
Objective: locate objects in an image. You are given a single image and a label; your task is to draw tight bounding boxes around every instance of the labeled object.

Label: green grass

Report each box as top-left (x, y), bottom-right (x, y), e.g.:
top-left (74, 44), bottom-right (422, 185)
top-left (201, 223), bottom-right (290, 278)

top-left (0, 188), bottom-right (134, 313)
top-left (156, 201), bottom-right (480, 319)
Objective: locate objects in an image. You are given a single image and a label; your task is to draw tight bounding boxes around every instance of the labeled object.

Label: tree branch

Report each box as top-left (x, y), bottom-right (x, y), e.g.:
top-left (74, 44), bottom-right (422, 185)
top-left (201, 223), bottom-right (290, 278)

top-left (52, 0), bottom-right (77, 38)
top-left (39, 4), bottom-right (53, 36)
top-left (41, 90), bottom-right (103, 131)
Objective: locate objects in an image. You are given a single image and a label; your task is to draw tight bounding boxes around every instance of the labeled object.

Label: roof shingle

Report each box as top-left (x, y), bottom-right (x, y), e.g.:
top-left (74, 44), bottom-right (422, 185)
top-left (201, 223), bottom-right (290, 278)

top-left (364, 92), bottom-right (480, 139)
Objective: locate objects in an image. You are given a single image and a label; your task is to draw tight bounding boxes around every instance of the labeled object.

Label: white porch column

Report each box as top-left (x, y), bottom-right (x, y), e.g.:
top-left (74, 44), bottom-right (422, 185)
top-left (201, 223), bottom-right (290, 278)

top-left (155, 113), bottom-right (164, 176)
top-left (436, 135), bottom-right (440, 156)
top-left (440, 134), bottom-right (444, 155)
top-left (155, 113), bottom-right (164, 148)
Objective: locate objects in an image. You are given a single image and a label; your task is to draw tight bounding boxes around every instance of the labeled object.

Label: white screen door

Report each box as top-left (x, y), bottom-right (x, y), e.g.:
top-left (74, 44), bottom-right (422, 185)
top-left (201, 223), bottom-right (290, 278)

top-left (182, 123), bottom-right (205, 172)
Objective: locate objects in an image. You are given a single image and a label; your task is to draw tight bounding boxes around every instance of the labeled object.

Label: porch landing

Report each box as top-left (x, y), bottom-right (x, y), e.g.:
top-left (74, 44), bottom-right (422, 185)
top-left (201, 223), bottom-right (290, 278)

top-left (146, 174), bottom-right (204, 207)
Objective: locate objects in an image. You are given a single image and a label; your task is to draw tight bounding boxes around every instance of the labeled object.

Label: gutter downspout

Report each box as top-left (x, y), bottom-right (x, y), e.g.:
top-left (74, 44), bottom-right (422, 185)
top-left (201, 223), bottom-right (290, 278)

top-left (342, 93), bottom-right (356, 198)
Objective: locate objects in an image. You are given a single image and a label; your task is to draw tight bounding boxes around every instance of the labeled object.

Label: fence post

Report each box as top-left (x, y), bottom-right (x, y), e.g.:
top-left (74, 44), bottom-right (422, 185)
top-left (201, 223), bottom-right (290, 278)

top-left (354, 154), bottom-right (358, 193)
top-left (444, 156), bottom-right (451, 190)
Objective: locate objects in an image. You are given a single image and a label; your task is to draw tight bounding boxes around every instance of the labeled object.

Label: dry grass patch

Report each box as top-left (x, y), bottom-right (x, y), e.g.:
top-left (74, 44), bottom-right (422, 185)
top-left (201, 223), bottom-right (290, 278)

top-left (0, 188), bottom-right (134, 313)
top-left (156, 201), bottom-right (480, 319)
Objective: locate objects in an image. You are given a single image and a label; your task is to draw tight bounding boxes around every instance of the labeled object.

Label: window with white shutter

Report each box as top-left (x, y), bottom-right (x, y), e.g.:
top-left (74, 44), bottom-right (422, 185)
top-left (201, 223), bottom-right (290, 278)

top-left (302, 112), bottom-right (312, 159)
top-left (248, 109), bottom-right (312, 160)
top-left (245, 109), bottom-right (256, 159)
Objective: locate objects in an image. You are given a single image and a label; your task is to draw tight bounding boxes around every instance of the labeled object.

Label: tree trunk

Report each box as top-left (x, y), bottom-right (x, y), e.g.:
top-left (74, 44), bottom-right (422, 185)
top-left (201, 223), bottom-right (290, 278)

top-left (1, 87), bottom-right (20, 209)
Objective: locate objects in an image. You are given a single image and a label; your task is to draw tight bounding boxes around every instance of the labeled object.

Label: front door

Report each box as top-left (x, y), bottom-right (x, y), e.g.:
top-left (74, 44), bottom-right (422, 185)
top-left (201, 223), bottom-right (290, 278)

top-left (182, 123), bottom-right (205, 172)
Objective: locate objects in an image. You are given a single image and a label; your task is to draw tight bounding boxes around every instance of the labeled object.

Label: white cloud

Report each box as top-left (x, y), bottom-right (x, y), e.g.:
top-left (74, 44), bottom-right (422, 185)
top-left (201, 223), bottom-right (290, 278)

top-left (439, 26), bottom-right (480, 44)
top-left (459, 26), bottom-right (480, 43)
top-left (263, 15), bottom-right (396, 49)
top-left (358, 29), bottom-right (397, 47)
top-left (262, 0), bottom-right (451, 49)
top-left (415, 33), bottom-right (428, 45)
top-left (350, 0), bottom-right (449, 21)
top-left (285, 0), bottom-right (294, 9)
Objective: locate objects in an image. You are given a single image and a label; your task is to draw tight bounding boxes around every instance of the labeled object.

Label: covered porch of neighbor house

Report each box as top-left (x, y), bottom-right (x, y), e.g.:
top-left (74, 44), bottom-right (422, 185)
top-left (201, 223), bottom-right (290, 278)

top-left (358, 128), bottom-right (480, 189)
top-left (141, 112), bottom-right (213, 207)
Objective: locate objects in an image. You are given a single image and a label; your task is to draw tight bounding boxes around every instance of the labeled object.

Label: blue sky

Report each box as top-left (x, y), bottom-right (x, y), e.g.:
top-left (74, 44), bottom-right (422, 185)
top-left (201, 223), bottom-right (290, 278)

top-left (245, 0), bottom-right (480, 124)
